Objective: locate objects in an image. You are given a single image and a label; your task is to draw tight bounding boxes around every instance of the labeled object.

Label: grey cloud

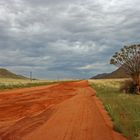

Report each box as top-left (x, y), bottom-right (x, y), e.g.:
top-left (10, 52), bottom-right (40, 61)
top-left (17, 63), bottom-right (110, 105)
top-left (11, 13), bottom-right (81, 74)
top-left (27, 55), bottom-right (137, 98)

top-left (0, 0), bottom-right (140, 79)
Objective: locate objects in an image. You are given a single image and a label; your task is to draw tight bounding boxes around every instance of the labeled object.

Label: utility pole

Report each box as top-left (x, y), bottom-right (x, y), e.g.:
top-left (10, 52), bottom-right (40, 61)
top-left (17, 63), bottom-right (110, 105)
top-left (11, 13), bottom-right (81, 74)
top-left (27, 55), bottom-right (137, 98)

top-left (30, 71), bottom-right (32, 81)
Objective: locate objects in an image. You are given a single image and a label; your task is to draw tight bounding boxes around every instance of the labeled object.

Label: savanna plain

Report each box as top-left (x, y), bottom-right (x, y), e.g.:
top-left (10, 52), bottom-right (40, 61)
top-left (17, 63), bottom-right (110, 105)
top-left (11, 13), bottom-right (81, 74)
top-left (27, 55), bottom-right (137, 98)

top-left (90, 79), bottom-right (140, 140)
top-left (0, 78), bottom-right (139, 140)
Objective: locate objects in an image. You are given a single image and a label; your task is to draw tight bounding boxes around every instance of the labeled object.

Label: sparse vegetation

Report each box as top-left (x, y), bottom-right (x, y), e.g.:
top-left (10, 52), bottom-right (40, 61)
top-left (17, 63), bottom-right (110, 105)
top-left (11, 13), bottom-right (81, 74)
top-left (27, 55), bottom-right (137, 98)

top-left (89, 79), bottom-right (140, 140)
top-left (110, 44), bottom-right (140, 94)
top-left (0, 78), bottom-right (56, 90)
top-left (120, 80), bottom-right (136, 94)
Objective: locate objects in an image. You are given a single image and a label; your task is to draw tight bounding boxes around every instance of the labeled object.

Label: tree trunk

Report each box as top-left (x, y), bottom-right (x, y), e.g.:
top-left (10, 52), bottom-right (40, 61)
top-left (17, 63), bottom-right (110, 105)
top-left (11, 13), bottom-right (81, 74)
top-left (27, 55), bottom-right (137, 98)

top-left (131, 73), bottom-right (140, 94)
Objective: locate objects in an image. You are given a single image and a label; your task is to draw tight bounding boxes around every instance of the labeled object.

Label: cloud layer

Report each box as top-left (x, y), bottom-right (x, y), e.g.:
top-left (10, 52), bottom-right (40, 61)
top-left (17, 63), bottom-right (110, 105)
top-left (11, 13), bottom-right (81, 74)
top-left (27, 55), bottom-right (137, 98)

top-left (0, 0), bottom-right (140, 79)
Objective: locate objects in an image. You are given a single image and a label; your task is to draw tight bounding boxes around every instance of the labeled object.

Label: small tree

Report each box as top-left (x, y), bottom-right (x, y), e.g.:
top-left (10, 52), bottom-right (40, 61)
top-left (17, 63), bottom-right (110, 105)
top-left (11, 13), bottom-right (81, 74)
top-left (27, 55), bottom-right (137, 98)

top-left (110, 44), bottom-right (140, 94)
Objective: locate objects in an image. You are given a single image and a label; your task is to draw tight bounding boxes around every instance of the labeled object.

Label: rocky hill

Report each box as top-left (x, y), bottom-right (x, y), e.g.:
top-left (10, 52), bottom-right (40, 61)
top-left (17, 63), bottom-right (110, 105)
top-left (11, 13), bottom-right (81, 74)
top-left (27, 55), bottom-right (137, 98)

top-left (0, 68), bottom-right (27, 79)
top-left (91, 67), bottom-right (130, 79)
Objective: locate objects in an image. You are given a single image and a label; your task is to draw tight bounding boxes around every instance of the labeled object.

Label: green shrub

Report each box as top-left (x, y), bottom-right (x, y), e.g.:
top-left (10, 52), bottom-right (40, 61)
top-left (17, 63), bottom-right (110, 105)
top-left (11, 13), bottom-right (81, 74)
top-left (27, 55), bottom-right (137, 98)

top-left (120, 80), bottom-right (136, 94)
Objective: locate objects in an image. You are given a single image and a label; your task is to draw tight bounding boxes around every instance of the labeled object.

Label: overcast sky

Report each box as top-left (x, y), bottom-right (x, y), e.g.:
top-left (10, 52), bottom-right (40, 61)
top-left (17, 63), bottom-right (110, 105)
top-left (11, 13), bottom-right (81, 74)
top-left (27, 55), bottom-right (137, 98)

top-left (0, 0), bottom-right (140, 79)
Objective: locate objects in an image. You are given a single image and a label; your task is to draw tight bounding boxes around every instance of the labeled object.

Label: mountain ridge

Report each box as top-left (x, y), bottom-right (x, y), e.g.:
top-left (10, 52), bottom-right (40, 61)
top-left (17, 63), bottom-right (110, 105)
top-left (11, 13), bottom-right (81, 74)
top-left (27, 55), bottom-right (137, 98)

top-left (91, 67), bottom-right (130, 79)
top-left (0, 68), bottom-right (27, 79)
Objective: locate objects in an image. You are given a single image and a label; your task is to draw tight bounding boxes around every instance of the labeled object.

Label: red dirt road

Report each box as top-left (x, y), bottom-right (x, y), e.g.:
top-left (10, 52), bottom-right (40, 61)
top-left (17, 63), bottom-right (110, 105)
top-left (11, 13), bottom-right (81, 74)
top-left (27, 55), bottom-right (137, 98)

top-left (0, 81), bottom-right (128, 140)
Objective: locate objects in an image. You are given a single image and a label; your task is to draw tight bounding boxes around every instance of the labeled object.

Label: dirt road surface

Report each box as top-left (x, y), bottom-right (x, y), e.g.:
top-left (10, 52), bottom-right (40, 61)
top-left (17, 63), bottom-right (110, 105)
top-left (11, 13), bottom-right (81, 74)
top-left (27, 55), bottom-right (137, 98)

top-left (0, 80), bottom-right (128, 140)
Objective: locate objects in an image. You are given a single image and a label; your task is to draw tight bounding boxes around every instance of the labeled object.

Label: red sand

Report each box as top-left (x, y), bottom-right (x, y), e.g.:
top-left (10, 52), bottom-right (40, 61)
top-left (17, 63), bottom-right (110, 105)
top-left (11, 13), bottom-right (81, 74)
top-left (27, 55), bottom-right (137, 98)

top-left (0, 81), bottom-right (128, 140)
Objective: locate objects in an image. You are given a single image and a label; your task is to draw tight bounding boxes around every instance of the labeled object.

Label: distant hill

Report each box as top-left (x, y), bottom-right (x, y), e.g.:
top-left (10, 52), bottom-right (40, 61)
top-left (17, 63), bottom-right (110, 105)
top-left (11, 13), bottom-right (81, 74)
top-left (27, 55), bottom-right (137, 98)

top-left (0, 68), bottom-right (27, 79)
top-left (91, 67), bottom-right (130, 79)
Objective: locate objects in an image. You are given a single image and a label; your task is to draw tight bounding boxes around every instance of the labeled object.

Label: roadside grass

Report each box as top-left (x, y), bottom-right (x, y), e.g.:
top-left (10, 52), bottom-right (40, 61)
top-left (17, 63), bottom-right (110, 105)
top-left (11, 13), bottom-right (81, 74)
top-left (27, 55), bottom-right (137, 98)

top-left (0, 78), bottom-right (56, 90)
top-left (89, 79), bottom-right (140, 140)
top-left (0, 78), bottom-right (79, 90)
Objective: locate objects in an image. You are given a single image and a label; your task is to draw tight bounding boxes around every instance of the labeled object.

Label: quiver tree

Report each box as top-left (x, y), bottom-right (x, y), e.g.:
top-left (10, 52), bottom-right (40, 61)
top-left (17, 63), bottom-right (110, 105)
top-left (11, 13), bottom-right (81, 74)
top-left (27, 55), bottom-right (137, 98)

top-left (110, 44), bottom-right (140, 94)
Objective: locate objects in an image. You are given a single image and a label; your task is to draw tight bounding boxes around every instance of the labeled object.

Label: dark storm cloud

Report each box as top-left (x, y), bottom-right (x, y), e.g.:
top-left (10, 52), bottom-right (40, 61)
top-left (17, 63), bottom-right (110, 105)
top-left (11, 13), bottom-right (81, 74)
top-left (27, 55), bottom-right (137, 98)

top-left (0, 0), bottom-right (140, 79)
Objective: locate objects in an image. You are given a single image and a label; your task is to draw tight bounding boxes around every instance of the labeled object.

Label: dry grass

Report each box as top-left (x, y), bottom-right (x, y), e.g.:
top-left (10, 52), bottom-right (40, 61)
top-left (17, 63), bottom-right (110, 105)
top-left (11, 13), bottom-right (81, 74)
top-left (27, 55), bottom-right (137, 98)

top-left (89, 79), bottom-right (140, 140)
top-left (89, 79), bottom-right (130, 89)
top-left (0, 78), bottom-right (48, 84)
top-left (0, 78), bottom-right (55, 90)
